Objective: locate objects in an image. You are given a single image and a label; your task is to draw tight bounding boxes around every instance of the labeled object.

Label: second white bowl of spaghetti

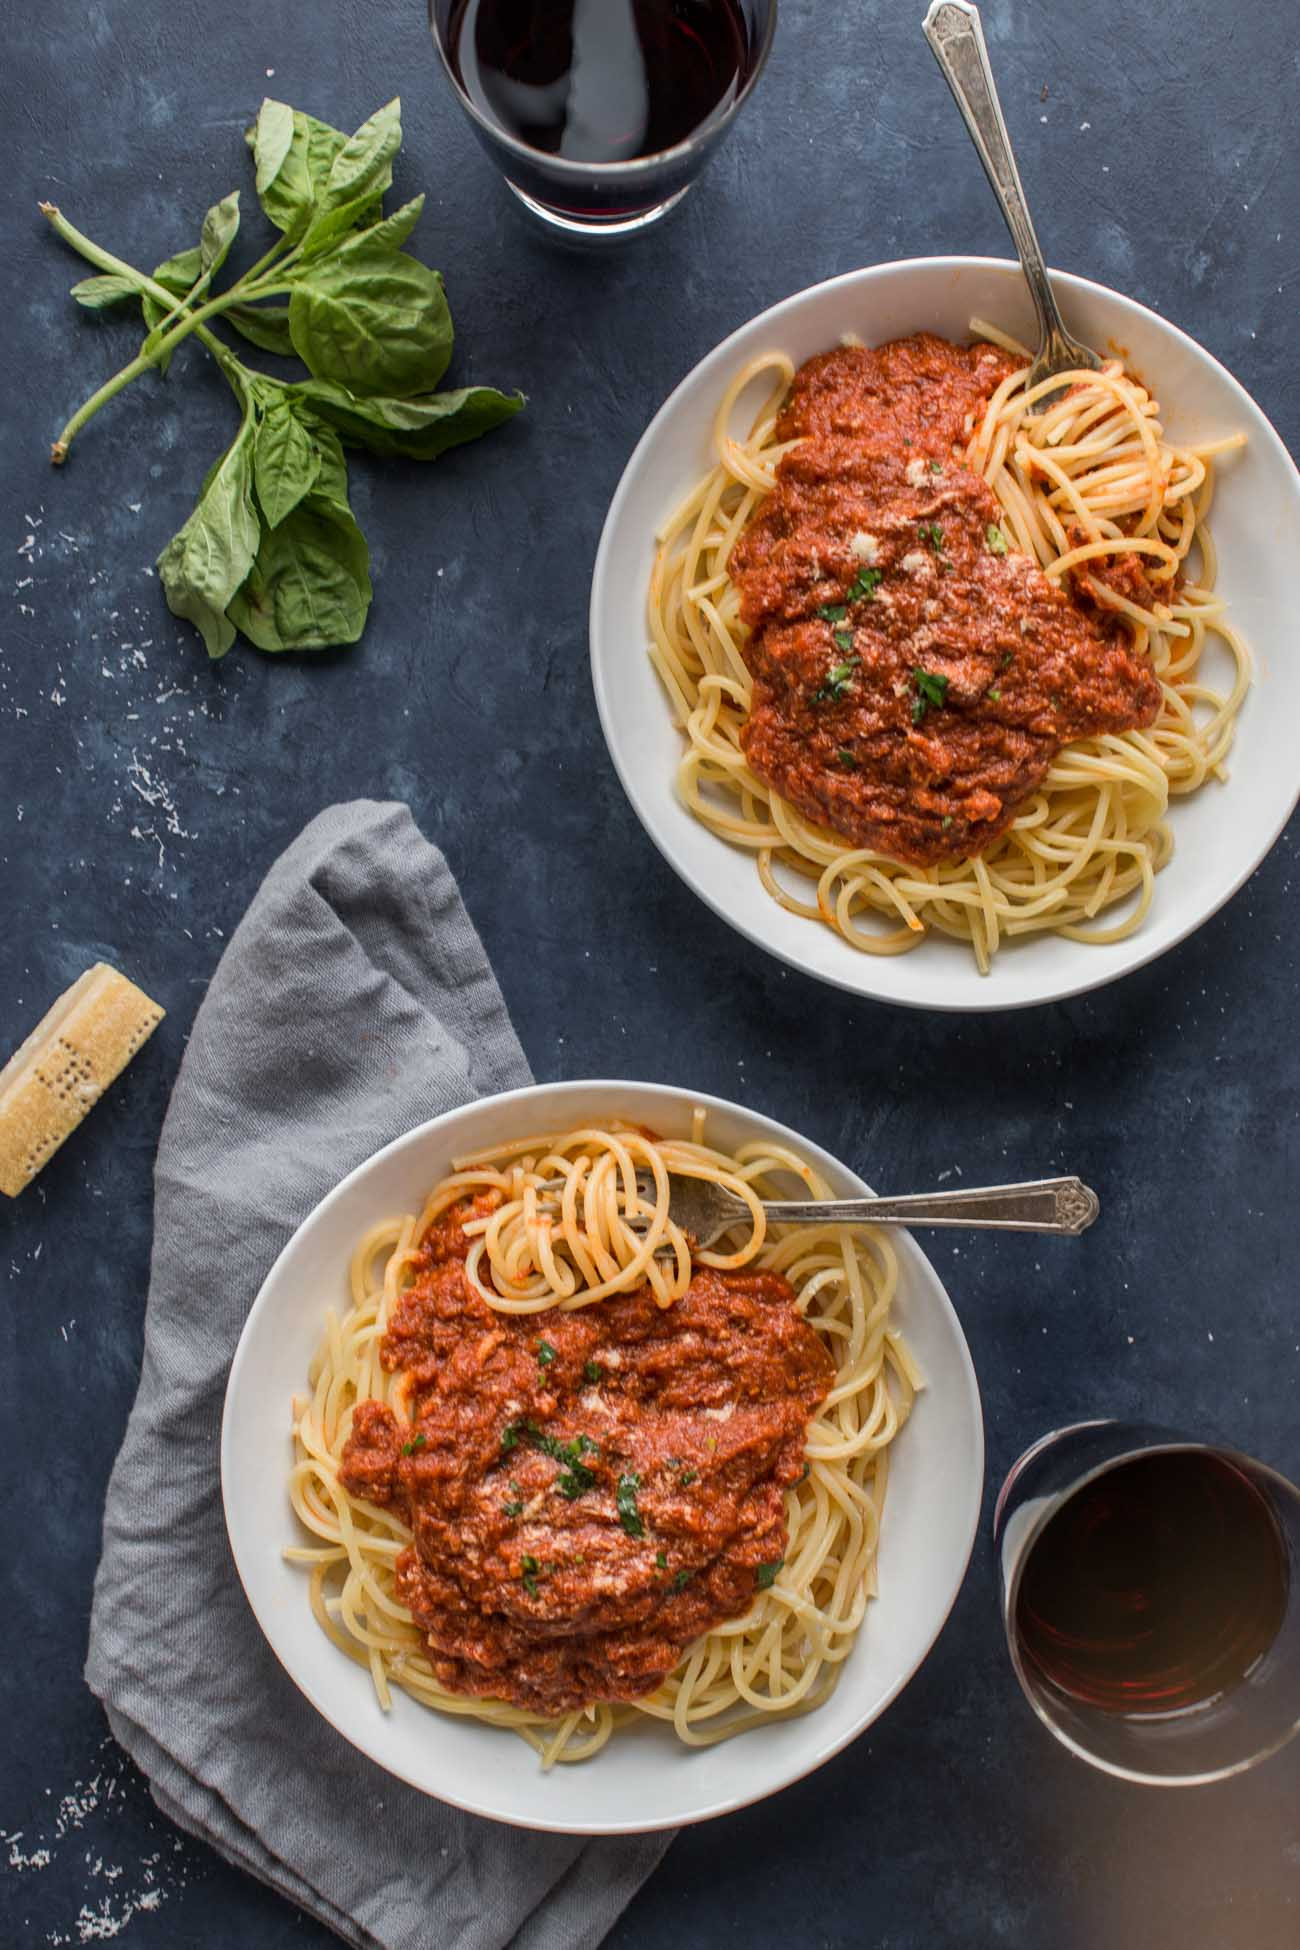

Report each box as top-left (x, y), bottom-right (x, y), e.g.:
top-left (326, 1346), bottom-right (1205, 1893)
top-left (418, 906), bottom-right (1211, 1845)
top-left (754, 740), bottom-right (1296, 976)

top-left (222, 1080), bottom-right (981, 1833)
top-left (590, 258), bottom-right (1300, 1010)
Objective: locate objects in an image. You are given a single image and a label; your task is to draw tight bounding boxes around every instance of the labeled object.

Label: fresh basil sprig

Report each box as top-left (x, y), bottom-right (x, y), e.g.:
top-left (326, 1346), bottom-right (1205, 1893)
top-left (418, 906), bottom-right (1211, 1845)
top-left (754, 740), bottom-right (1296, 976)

top-left (43, 97), bottom-right (522, 657)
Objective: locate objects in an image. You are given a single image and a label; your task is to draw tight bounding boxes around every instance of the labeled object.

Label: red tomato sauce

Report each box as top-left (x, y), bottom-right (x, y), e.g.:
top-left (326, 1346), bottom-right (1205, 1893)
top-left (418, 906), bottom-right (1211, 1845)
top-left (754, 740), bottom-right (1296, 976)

top-left (339, 1199), bottom-right (833, 1716)
top-left (728, 334), bottom-right (1161, 866)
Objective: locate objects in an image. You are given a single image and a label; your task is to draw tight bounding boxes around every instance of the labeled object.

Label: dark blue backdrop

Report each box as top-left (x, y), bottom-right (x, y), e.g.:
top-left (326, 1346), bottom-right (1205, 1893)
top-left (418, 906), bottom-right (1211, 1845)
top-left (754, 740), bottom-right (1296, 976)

top-left (2, 2), bottom-right (1296, 1945)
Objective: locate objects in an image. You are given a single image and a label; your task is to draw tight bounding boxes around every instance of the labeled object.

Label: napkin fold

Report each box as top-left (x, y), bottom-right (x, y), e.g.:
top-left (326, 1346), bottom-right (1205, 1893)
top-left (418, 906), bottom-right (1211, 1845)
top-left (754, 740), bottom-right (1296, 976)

top-left (85, 800), bottom-right (671, 1950)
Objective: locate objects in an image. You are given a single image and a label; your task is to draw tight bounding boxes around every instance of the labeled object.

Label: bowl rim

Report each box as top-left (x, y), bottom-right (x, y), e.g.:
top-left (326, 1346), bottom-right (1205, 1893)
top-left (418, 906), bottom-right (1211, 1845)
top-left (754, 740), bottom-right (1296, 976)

top-left (220, 1076), bottom-right (985, 1833)
top-left (588, 254), bottom-right (1300, 1014)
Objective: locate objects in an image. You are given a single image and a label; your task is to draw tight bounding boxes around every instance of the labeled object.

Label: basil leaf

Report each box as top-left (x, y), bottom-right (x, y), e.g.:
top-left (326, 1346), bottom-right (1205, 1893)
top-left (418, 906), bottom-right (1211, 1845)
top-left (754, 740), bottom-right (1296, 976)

top-left (327, 98), bottom-right (402, 205)
top-left (226, 492), bottom-right (371, 652)
top-left (199, 191), bottom-right (240, 277)
top-left (152, 247), bottom-right (202, 296)
top-left (253, 401), bottom-right (321, 528)
top-left (249, 106), bottom-right (349, 238)
top-left (223, 302), bottom-right (295, 358)
top-left (250, 97), bottom-right (295, 195)
top-left (297, 98), bottom-right (401, 257)
top-left (332, 193), bottom-right (425, 257)
top-left (287, 243), bottom-right (453, 397)
top-left (292, 379), bottom-right (523, 460)
top-left (302, 421), bottom-right (351, 508)
top-left (300, 113), bottom-right (352, 201)
top-left (156, 420), bottom-right (259, 659)
top-left (70, 274), bottom-right (137, 308)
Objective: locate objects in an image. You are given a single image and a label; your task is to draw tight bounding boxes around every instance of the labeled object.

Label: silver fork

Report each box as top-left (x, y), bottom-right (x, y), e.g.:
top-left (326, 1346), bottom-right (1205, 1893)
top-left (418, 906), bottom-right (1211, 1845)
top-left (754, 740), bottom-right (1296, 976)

top-left (631, 1168), bottom-right (1099, 1246)
top-left (923, 0), bottom-right (1104, 406)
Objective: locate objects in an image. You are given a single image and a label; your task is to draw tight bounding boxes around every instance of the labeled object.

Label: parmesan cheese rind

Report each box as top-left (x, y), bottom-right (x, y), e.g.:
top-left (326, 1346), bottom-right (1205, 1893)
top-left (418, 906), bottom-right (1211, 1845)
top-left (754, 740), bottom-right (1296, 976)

top-left (0, 962), bottom-right (164, 1197)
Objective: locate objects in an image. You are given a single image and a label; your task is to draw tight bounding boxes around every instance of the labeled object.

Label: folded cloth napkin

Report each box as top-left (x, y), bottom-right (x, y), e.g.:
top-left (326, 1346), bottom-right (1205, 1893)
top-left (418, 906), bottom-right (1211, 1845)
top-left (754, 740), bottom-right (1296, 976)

top-left (86, 800), bottom-right (672, 1950)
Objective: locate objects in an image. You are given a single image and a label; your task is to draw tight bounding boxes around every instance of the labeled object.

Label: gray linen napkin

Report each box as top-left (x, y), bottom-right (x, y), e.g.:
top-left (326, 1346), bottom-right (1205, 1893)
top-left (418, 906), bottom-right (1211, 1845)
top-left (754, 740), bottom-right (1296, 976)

top-left (85, 799), bottom-right (672, 1950)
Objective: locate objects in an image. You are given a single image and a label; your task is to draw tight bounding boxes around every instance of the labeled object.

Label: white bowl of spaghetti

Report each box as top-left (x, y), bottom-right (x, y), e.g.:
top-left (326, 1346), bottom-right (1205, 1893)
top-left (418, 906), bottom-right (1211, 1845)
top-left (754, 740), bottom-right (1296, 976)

top-left (590, 257), bottom-right (1300, 1010)
top-left (221, 1080), bottom-right (982, 1833)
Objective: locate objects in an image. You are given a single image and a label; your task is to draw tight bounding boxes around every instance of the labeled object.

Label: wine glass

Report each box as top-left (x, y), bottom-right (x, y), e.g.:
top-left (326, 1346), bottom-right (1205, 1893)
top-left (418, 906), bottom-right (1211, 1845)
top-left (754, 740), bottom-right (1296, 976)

top-left (994, 1420), bottom-right (1300, 1785)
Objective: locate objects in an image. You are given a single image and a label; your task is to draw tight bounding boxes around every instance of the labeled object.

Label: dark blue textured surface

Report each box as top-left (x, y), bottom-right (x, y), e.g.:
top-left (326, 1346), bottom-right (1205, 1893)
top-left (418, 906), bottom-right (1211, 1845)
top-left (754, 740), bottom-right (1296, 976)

top-left (2, 1), bottom-right (1298, 1945)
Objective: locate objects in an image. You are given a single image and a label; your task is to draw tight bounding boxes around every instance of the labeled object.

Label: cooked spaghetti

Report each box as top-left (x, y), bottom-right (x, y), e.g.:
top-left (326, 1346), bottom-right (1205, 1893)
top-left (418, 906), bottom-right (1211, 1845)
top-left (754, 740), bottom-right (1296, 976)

top-left (286, 1117), bottom-right (918, 1765)
top-left (647, 325), bottom-right (1250, 972)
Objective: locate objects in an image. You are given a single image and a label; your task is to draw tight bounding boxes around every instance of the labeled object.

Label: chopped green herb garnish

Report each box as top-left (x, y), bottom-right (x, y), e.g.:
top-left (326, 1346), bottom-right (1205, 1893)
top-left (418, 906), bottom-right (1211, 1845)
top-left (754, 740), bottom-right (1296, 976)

top-left (400, 1432), bottom-right (427, 1456)
top-left (524, 1420), bottom-right (599, 1464)
top-left (555, 1463), bottom-right (597, 1499)
top-left (755, 1558), bottom-right (785, 1591)
top-left (910, 667), bottom-right (950, 724)
top-left (930, 458), bottom-right (943, 474)
top-left (672, 1570), bottom-right (692, 1591)
top-left (544, 1427), bottom-right (600, 1498)
top-left (1000, 650), bottom-right (1015, 670)
top-left (520, 1553), bottom-right (540, 1598)
top-left (655, 1551), bottom-right (668, 1570)
top-left (941, 814), bottom-right (954, 830)
top-left (837, 747), bottom-right (859, 770)
top-left (846, 565), bottom-right (883, 604)
top-left (833, 626), bottom-right (855, 655)
top-left (919, 521), bottom-right (945, 552)
top-left (616, 1471), bottom-right (645, 1540)
top-left (811, 655), bottom-right (860, 706)
top-left (536, 1339), bottom-right (557, 1369)
top-left (986, 523), bottom-right (1009, 555)
top-left (678, 1468), bottom-right (699, 1487)
top-left (987, 687), bottom-right (1001, 701)
top-left (819, 567), bottom-right (880, 630)
top-left (502, 1498), bottom-right (524, 1518)
top-left (583, 1359), bottom-right (603, 1383)
top-left (505, 1420), bottom-right (601, 1496)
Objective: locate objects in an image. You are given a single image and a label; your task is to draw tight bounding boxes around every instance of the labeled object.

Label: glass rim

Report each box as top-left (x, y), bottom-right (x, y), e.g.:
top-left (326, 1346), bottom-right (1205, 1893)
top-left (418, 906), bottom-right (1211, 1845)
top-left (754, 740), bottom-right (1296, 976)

top-left (998, 1427), bottom-right (1300, 1788)
top-left (427, 0), bottom-right (780, 181)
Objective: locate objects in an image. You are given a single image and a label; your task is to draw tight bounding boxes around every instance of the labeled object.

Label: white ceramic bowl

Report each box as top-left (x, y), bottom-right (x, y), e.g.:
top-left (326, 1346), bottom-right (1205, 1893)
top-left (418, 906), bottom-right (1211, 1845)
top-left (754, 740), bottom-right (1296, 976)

top-left (222, 1079), bottom-right (982, 1833)
top-left (590, 257), bottom-right (1300, 1012)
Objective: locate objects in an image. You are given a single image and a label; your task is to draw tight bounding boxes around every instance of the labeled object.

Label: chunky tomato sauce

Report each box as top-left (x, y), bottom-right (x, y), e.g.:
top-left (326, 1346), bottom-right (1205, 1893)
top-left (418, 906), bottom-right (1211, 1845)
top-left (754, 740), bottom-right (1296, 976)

top-left (340, 1198), bottom-right (833, 1716)
top-left (729, 334), bottom-right (1161, 865)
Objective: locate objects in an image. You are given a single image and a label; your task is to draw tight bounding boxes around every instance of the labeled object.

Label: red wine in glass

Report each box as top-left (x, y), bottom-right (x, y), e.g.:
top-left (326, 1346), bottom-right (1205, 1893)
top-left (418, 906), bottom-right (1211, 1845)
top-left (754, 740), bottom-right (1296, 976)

top-left (447, 0), bottom-right (752, 161)
top-left (1015, 1450), bottom-right (1288, 1716)
top-left (430, 1), bottom-right (776, 234)
top-left (996, 1425), bottom-right (1300, 1784)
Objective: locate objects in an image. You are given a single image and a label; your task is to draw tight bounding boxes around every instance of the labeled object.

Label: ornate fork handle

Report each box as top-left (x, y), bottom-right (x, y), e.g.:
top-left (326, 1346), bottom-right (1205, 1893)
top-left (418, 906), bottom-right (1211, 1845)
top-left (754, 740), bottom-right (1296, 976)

top-left (761, 1176), bottom-right (1099, 1237)
top-left (922, 1), bottom-right (1101, 384)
